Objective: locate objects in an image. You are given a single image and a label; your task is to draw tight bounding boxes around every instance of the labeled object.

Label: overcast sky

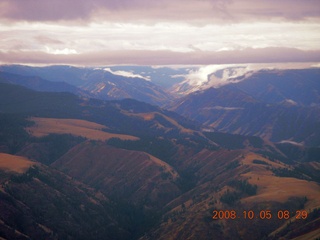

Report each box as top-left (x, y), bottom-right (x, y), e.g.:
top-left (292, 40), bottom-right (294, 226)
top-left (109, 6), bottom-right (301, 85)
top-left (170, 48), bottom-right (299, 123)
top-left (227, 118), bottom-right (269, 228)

top-left (0, 0), bottom-right (319, 66)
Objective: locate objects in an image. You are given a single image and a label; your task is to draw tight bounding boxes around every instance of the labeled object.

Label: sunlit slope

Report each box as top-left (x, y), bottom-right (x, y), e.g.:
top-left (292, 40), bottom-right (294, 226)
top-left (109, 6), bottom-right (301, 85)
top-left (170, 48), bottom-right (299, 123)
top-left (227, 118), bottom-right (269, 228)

top-left (125, 112), bottom-right (194, 134)
top-left (0, 153), bottom-right (36, 174)
top-left (27, 117), bottom-right (139, 141)
top-left (241, 153), bottom-right (320, 208)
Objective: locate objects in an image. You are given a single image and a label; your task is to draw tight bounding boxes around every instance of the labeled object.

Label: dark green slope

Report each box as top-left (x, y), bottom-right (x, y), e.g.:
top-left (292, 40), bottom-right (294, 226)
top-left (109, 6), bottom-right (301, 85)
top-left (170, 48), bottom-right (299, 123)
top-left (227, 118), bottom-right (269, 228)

top-left (0, 164), bottom-right (128, 240)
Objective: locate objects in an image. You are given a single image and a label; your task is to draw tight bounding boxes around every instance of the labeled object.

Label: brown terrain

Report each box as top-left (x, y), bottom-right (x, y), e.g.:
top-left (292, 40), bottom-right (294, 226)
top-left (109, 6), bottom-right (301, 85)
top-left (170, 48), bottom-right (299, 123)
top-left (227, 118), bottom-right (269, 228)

top-left (0, 111), bottom-right (319, 240)
top-left (24, 117), bottom-right (320, 240)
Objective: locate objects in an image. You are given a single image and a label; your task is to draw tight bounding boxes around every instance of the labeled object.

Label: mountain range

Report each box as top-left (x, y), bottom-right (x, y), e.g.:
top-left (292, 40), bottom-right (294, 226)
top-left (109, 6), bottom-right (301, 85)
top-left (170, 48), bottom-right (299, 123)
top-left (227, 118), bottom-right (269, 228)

top-left (1, 65), bottom-right (320, 147)
top-left (169, 68), bottom-right (320, 147)
top-left (0, 64), bottom-right (319, 239)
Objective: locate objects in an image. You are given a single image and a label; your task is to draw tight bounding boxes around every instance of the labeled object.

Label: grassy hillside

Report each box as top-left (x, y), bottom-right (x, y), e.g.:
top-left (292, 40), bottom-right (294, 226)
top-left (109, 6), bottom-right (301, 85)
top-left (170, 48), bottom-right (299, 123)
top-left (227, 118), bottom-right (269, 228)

top-left (27, 117), bottom-right (138, 141)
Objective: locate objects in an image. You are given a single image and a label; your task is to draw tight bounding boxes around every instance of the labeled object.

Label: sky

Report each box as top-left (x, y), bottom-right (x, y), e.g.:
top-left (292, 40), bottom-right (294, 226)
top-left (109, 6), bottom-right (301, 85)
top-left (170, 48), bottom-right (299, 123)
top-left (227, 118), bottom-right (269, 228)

top-left (0, 0), bottom-right (320, 66)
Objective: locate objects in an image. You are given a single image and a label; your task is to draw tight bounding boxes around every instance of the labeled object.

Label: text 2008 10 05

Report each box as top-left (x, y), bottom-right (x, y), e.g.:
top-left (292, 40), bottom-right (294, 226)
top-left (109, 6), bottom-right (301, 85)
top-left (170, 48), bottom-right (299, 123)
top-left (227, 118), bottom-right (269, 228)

top-left (212, 210), bottom-right (308, 220)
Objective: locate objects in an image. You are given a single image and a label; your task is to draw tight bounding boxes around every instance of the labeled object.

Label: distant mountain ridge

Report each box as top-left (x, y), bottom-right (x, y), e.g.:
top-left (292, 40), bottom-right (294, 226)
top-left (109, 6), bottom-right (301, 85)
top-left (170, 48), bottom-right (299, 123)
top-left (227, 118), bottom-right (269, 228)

top-left (0, 71), bottom-right (92, 97)
top-left (0, 65), bottom-right (173, 106)
top-left (234, 68), bottom-right (320, 106)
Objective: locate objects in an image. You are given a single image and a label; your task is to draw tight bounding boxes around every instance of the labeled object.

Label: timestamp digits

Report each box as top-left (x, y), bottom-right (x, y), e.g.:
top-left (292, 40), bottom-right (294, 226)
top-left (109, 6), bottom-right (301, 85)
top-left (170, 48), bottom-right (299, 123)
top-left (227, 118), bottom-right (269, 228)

top-left (212, 210), bottom-right (308, 220)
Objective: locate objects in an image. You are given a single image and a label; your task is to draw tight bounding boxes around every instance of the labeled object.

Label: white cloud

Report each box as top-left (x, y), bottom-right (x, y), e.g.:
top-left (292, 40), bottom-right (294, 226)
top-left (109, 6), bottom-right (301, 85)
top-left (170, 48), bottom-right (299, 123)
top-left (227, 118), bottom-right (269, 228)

top-left (103, 68), bottom-right (150, 81)
top-left (45, 47), bottom-right (78, 55)
top-left (181, 64), bottom-right (251, 90)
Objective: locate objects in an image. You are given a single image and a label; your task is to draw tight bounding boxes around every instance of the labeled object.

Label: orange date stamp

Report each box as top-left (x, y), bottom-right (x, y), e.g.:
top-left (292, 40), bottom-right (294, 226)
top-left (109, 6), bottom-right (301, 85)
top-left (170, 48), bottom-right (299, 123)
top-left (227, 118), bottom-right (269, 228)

top-left (212, 210), bottom-right (308, 220)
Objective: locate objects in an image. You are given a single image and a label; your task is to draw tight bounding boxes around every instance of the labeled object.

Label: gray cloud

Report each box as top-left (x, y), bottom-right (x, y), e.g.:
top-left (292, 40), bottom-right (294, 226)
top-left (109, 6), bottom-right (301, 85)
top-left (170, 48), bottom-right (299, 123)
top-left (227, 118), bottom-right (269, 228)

top-left (229, 0), bottom-right (320, 20)
top-left (0, 0), bottom-right (319, 22)
top-left (1, 48), bottom-right (319, 66)
top-left (0, 0), bottom-right (92, 21)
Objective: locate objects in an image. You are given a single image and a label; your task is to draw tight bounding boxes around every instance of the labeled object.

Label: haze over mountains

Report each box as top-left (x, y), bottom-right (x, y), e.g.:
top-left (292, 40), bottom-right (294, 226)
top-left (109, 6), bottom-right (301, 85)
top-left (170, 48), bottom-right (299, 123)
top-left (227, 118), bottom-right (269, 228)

top-left (0, 64), bottom-right (320, 239)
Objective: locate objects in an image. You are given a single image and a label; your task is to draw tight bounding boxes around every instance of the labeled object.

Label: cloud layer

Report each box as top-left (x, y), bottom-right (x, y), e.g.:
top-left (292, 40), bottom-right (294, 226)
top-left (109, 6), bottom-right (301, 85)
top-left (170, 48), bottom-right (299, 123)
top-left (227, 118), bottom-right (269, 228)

top-left (1, 0), bottom-right (319, 22)
top-left (0, 0), bottom-right (319, 65)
